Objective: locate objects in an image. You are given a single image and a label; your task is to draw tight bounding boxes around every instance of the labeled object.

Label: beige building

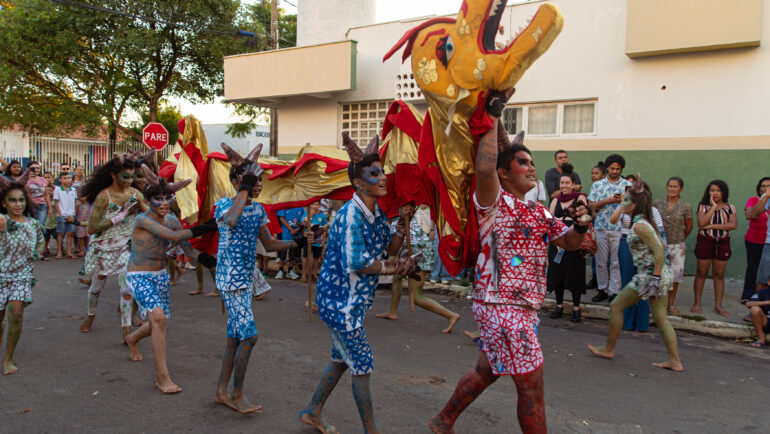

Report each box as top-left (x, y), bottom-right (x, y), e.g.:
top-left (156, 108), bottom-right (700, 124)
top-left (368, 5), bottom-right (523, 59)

top-left (224, 0), bottom-right (770, 277)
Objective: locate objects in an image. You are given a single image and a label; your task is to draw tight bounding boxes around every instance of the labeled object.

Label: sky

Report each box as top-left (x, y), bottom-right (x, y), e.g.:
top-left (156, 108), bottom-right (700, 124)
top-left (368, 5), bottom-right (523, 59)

top-left (174, 0), bottom-right (498, 125)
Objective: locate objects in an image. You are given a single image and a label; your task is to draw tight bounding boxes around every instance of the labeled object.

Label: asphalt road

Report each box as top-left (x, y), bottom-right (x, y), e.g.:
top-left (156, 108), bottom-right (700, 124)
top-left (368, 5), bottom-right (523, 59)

top-left (1, 260), bottom-right (768, 433)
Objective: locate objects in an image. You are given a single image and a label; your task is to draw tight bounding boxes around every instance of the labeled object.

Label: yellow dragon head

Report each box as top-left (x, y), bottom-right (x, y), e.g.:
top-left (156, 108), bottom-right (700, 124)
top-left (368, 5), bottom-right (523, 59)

top-left (384, 0), bottom-right (563, 109)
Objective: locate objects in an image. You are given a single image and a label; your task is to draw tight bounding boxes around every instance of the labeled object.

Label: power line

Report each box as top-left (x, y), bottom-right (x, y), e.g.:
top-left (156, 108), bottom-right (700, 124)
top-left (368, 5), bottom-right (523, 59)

top-left (282, 0), bottom-right (297, 8)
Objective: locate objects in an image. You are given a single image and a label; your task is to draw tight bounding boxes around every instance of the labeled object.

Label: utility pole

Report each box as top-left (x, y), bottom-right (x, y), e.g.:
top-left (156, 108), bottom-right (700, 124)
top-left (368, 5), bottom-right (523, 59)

top-left (269, 0), bottom-right (279, 158)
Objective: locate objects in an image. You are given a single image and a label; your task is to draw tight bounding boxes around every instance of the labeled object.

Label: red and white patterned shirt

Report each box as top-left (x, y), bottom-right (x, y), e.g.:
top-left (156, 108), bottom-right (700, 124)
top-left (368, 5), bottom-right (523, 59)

top-left (472, 188), bottom-right (569, 308)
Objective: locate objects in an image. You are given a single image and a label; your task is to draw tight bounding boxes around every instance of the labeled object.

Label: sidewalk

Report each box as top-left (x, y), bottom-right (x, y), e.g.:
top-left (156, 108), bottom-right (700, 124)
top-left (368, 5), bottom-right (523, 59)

top-left (422, 275), bottom-right (754, 339)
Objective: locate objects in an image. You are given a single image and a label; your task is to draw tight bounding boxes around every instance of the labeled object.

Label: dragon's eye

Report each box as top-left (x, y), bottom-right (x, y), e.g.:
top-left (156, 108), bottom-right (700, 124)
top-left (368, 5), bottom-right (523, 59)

top-left (436, 35), bottom-right (455, 68)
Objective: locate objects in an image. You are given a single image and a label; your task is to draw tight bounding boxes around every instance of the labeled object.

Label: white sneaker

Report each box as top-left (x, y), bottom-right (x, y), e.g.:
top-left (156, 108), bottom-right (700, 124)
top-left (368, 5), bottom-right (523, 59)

top-left (288, 270), bottom-right (300, 280)
top-left (440, 280), bottom-right (450, 285)
top-left (429, 279), bottom-right (438, 284)
top-left (276, 270), bottom-right (284, 279)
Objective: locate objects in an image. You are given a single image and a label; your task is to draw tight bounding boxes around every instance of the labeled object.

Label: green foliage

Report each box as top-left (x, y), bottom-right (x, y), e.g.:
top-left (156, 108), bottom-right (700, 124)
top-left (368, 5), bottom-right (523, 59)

top-left (0, 0), bottom-right (266, 140)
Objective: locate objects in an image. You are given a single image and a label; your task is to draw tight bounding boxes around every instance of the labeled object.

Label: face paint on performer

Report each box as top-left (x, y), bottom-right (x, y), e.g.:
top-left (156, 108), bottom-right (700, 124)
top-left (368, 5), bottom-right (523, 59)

top-left (504, 150), bottom-right (537, 194)
top-left (149, 193), bottom-right (175, 216)
top-left (355, 162), bottom-right (387, 198)
top-left (3, 189), bottom-right (27, 218)
top-left (115, 169), bottom-right (134, 188)
top-left (133, 169), bottom-right (147, 191)
top-left (250, 175), bottom-right (263, 199)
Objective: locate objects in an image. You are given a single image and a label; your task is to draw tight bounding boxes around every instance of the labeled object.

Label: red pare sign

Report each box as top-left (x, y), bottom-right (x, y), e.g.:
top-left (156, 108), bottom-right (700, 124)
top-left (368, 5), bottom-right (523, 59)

top-left (142, 122), bottom-right (170, 150)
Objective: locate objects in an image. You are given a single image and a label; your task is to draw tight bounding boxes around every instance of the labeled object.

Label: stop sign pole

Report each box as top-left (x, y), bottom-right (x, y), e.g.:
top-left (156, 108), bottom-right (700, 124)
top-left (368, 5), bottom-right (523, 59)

top-left (142, 122), bottom-right (170, 151)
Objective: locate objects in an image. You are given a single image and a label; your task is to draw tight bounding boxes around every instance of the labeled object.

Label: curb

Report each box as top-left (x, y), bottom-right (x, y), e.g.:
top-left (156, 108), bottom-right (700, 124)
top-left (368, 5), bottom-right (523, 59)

top-left (423, 283), bottom-right (751, 340)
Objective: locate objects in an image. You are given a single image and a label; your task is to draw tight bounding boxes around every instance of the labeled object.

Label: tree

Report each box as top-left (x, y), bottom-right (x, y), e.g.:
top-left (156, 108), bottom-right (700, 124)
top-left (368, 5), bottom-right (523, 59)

top-left (129, 103), bottom-right (183, 146)
top-left (0, 0), bottom-right (260, 146)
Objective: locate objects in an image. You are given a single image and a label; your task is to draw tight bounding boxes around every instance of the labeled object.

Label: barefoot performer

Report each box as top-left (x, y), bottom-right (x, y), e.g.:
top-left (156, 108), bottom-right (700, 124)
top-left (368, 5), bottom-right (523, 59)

top-left (301, 133), bottom-right (418, 434)
top-left (429, 94), bottom-right (590, 433)
top-left (588, 175), bottom-right (683, 372)
top-left (79, 152), bottom-right (149, 341)
top-left (214, 143), bottom-right (299, 413)
top-left (0, 173), bottom-right (44, 375)
top-left (377, 203), bottom-right (460, 333)
top-left (123, 165), bottom-right (218, 393)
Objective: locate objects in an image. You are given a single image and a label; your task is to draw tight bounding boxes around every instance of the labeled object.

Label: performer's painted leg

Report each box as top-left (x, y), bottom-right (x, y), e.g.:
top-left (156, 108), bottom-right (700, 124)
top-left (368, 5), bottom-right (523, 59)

top-left (352, 374), bottom-right (379, 434)
top-left (511, 366), bottom-right (547, 433)
top-left (648, 295), bottom-right (683, 371)
top-left (412, 271), bottom-right (460, 333)
top-left (118, 273), bottom-right (133, 343)
top-left (1, 301), bottom-right (23, 375)
top-left (429, 351), bottom-right (499, 433)
top-left (231, 335), bottom-right (260, 412)
top-left (588, 287), bottom-right (640, 358)
top-left (301, 362), bottom-right (346, 434)
top-left (189, 261), bottom-right (204, 295)
top-left (80, 275), bottom-right (106, 332)
top-left (376, 272), bottom-right (402, 320)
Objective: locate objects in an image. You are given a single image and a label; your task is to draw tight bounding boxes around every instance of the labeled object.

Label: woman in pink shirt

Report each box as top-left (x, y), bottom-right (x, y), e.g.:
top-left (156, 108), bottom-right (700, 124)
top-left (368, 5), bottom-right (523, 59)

top-left (742, 177), bottom-right (770, 302)
top-left (25, 161), bottom-right (49, 225)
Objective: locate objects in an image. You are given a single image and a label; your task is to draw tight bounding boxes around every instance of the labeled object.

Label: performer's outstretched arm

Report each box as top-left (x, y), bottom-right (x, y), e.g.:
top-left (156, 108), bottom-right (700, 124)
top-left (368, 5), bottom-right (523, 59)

top-left (258, 226), bottom-right (297, 252)
top-left (223, 190), bottom-right (250, 227)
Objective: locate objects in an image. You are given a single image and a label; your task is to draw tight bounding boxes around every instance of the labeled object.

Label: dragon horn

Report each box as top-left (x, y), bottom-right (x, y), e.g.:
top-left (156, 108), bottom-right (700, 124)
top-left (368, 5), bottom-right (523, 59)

top-left (113, 152), bottom-right (124, 167)
top-left (141, 149), bottom-right (157, 170)
top-left (512, 130), bottom-right (526, 146)
top-left (166, 179), bottom-right (193, 193)
top-left (245, 143), bottom-right (263, 163)
top-left (16, 169), bottom-right (30, 187)
top-left (0, 175), bottom-right (8, 191)
top-left (221, 143), bottom-right (244, 167)
top-left (632, 173), bottom-right (644, 194)
top-left (342, 132), bottom-right (364, 163)
top-left (140, 164), bottom-right (161, 188)
top-left (364, 134), bottom-right (380, 155)
top-left (496, 119), bottom-right (512, 151)
top-left (127, 149), bottom-right (142, 161)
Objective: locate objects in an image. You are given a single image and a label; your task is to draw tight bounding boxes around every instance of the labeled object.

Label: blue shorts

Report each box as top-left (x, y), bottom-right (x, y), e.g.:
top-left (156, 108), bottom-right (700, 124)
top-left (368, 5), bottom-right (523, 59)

top-left (126, 270), bottom-right (170, 319)
top-left (221, 288), bottom-right (258, 340)
top-left (329, 326), bottom-right (373, 376)
top-left (56, 216), bottom-right (77, 234)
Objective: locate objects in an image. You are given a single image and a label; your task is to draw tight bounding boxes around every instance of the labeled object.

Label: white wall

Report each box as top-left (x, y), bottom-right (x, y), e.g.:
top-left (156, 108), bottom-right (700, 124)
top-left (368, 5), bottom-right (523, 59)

top-left (277, 99), bottom-right (340, 151)
top-left (297, 0), bottom-right (376, 47)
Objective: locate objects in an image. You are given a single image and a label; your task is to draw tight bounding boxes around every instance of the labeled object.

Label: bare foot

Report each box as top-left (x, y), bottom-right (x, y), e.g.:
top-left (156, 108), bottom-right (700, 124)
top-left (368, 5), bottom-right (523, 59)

top-left (463, 330), bottom-right (479, 341)
top-left (588, 344), bottom-right (614, 359)
top-left (121, 327), bottom-right (130, 345)
top-left (205, 292), bottom-right (220, 297)
top-left (155, 377), bottom-right (182, 394)
top-left (188, 289), bottom-right (203, 295)
top-left (79, 316), bottom-right (95, 333)
top-left (126, 334), bottom-right (143, 362)
top-left (254, 290), bottom-right (270, 301)
top-left (690, 305), bottom-right (702, 314)
top-left (428, 416), bottom-right (453, 434)
top-left (170, 279), bottom-right (179, 286)
top-left (304, 300), bottom-right (319, 313)
top-left (301, 410), bottom-right (338, 434)
top-left (68, 254), bottom-right (77, 259)
top-left (442, 313), bottom-right (460, 334)
top-left (652, 360), bottom-right (684, 372)
top-left (376, 312), bottom-right (398, 320)
top-left (3, 360), bottom-right (19, 375)
top-left (714, 307), bottom-right (729, 317)
top-left (55, 255), bottom-right (63, 259)
top-left (230, 395), bottom-right (262, 414)
top-left (215, 391), bottom-right (238, 411)
top-left (77, 278), bottom-right (91, 286)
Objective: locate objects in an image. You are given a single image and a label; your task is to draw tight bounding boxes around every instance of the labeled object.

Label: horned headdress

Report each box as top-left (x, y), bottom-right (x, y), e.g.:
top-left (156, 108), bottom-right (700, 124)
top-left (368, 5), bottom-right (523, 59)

top-left (0, 169), bottom-right (31, 192)
top-left (342, 132), bottom-right (380, 163)
top-left (221, 143), bottom-right (264, 177)
top-left (139, 164), bottom-right (192, 195)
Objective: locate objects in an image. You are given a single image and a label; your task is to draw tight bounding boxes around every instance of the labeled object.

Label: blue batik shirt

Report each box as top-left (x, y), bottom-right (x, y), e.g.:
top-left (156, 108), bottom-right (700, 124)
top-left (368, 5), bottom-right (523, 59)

top-left (214, 196), bottom-right (269, 292)
top-left (316, 194), bottom-right (391, 332)
top-left (588, 177), bottom-right (632, 231)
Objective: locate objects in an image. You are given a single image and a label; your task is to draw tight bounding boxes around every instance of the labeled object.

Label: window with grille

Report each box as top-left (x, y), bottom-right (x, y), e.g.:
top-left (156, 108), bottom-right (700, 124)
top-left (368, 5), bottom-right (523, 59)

top-left (503, 107), bottom-right (523, 135)
top-left (340, 101), bottom-right (391, 145)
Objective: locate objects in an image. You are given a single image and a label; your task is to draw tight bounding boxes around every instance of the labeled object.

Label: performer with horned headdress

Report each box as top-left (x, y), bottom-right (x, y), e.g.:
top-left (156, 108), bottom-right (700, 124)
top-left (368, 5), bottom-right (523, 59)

top-left (588, 174), bottom-right (683, 372)
top-left (212, 143), bottom-right (299, 413)
top-left (78, 151), bottom-right (149, 341)
top-left (300, 133), bottom-right (419, 434)
top-left (123, 164), bottom-right (218, 393)
top-left (430, 96), bottom-right (591, 433)
top-left (0, 170), bottom-right (44, 375)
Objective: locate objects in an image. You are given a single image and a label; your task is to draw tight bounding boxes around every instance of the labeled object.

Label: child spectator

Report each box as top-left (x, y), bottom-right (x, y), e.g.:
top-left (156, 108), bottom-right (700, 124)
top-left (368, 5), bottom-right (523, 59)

top-left (75, 197), bottom-right (91, 257)
top-left (42, 173), bottom-right (57, 260)
top-left (300, 201), bottom-right (328, 281)
top-left (276, 206), bottom-right (304, 280)
top-left (53, 172), bottom-right (78, 259)
top-left (746, 287), bottom-right (770, 348)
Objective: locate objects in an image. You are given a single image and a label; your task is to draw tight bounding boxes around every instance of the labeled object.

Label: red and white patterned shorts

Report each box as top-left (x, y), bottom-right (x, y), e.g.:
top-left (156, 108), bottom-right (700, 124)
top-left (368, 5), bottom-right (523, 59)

top-left (473, 302), bottom-right (543, 376)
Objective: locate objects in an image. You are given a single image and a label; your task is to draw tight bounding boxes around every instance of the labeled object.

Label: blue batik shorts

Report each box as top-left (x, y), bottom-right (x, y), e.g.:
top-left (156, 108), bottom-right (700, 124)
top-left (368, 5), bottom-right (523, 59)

top-left (126, 270), bottom-right (170, 319)
top-left (329, 326), bottom-right (374, 376)
top-left (0, 280), bottom-right (33, 310)
top-left (221, 288), bottom-right (258, 341)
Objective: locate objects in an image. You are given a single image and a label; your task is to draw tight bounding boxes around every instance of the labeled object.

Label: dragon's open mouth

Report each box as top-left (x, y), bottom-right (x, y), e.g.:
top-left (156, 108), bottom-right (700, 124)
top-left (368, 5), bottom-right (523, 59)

top-left (479, 0), bottom-right (538, 54)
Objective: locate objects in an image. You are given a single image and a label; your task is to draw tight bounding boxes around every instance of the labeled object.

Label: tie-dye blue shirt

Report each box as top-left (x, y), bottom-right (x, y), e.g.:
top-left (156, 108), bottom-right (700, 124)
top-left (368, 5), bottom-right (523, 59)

top-left (214, 197), bottom-right (269, 292)
top-left (316, 194), bottom-right (390, 332)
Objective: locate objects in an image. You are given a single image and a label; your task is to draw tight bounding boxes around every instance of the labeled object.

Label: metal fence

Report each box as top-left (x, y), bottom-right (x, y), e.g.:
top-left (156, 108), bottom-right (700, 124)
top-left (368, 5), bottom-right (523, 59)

top-left (27, 135), bottom-right (172, 176)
